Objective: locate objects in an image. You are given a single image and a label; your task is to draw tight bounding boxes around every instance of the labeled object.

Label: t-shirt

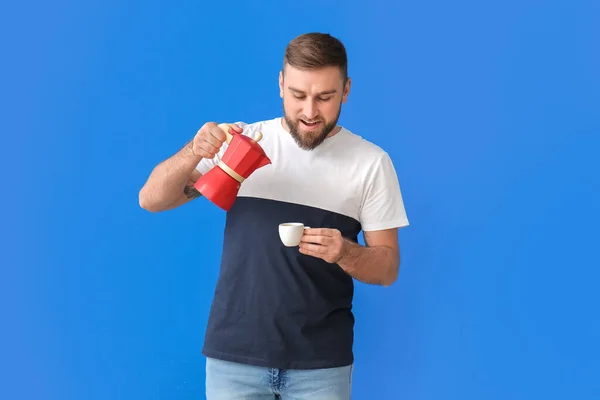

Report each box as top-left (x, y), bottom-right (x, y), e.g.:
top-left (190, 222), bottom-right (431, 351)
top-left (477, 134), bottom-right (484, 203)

top-left (195, 117), bottom-right (409, 370)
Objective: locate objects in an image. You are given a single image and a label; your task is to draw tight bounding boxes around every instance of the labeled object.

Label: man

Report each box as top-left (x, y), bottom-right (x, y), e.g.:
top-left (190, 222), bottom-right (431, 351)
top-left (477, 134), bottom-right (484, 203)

top-left (139, 32), bottom-right (409, 399)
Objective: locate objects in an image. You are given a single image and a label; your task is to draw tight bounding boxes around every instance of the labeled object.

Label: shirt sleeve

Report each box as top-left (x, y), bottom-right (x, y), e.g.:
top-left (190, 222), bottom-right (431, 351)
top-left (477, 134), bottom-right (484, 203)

top-left (359, 152), bottom-right (410, 231)
top-left (195, 121), bottom-right (248, 175)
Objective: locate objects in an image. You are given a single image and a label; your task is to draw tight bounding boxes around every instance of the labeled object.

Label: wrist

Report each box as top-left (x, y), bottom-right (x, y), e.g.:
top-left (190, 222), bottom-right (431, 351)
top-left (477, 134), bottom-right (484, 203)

top-left (336, 238), bottom-right (356, 269)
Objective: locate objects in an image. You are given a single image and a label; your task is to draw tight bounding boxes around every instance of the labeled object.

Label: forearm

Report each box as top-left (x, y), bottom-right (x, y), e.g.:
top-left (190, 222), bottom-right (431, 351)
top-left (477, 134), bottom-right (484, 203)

top-left (139, 141), bottom-right (202, 211)
top-left (337, 239), bottom-right (400, 286)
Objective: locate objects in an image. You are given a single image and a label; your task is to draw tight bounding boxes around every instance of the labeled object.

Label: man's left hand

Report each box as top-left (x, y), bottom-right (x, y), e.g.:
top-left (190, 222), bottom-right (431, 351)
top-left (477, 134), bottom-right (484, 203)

top-left (299, 228), bottom-right (346, 264)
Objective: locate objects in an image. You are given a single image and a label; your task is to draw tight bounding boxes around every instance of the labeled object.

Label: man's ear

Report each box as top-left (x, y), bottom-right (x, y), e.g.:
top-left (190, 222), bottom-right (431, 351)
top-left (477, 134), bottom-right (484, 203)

top-left (342, 77), bottom-right (352, 103)
top-left (278, 71), bottom-right (284, 98)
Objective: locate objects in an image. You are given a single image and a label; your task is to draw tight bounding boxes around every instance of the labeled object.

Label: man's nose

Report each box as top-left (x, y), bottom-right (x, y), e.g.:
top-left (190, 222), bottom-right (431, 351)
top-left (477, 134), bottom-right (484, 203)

top-left (303, 100), bottom-right (318, 119)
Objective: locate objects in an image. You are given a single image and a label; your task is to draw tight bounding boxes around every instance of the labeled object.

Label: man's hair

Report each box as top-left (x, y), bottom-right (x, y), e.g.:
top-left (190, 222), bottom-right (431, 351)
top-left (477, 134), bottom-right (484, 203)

top-left (283, 32), bottom-right (348, 82)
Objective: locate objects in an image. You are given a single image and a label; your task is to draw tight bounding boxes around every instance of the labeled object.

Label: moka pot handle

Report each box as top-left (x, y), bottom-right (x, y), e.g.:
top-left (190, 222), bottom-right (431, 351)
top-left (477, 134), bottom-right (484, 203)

top-left (217, 123), bottom-right (263, 144)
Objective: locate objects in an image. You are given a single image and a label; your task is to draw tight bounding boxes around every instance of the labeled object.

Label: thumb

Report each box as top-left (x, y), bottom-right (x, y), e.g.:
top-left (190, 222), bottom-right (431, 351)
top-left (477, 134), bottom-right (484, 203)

top-left (230, 123), bottom-right (243, 134)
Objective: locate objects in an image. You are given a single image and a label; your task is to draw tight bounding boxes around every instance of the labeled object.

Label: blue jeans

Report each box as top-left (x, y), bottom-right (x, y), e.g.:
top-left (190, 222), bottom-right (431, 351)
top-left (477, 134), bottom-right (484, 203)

top-left (205, 357), bottom-right (353, 399)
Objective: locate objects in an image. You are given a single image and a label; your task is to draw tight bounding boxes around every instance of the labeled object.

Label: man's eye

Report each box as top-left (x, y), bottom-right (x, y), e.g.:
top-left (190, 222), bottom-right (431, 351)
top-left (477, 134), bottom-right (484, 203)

top-left (294, 95), bottom-right (306, 100)
top-left (319, 97), bottom-right (332, 102)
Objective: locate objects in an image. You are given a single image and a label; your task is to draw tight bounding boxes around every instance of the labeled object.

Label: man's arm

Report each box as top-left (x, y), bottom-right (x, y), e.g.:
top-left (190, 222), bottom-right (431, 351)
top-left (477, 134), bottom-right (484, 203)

top-left (139, 122), bottom-right (233, 212)
top-left (338, 229), bottom-right (400, 286)
top-left (159, 168), bottom-right (205, 211)
top-left (139, 140), bottom-right (204, 212)
top-left (299, 228), bottom-right (401, 287)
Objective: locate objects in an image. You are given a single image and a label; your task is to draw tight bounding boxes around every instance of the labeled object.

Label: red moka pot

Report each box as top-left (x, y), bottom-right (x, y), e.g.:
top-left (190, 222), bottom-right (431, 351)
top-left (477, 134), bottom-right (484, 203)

top-left (194, 123), bottom-right (271, 211)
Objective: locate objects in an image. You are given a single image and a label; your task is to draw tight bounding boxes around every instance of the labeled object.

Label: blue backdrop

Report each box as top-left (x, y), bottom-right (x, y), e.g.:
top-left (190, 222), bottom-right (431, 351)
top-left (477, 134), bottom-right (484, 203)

top-left (3, 0), bottom-right (599, 399)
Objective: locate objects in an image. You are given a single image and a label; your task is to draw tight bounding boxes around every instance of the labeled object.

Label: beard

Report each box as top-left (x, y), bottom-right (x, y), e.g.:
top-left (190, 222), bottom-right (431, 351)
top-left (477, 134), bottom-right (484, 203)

top-left (283, 101), bottom-right (342, 151)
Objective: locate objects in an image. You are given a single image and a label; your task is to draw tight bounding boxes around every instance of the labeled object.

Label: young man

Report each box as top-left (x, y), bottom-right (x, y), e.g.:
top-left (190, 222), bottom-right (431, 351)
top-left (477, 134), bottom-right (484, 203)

top-left (139, 32), bottom-right (409, 399)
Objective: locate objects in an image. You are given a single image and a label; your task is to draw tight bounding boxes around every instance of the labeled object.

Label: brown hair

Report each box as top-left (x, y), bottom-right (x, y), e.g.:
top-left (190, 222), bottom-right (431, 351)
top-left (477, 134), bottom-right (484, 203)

top-left (283, 32), bottom-right (348, 83)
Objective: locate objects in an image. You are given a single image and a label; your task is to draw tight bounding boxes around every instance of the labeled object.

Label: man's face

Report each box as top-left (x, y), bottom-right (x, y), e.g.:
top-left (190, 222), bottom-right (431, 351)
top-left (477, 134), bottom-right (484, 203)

top-left (279, 64), bottom-right (351, 150)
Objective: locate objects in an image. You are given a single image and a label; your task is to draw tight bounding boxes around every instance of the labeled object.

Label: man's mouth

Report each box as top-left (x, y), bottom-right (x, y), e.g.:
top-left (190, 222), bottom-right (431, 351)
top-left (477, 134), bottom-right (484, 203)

top-left (300, 120), bottom-right (321, 127)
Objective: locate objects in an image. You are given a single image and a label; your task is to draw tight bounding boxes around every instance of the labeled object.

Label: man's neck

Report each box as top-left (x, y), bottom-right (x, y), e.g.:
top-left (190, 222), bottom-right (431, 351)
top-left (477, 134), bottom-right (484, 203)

top-left (328, 125), bottom-right (342, 137)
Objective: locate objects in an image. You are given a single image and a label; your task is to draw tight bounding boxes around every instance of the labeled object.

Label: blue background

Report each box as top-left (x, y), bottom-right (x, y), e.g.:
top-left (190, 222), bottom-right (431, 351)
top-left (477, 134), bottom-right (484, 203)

top-left (2, 0), bottom-right (599, 399)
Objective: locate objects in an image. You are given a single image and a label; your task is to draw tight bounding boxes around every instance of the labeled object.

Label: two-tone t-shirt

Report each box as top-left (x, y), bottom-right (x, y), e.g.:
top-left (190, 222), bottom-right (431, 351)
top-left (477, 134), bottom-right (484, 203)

top-left (195, 117), bottom-right (409, 369)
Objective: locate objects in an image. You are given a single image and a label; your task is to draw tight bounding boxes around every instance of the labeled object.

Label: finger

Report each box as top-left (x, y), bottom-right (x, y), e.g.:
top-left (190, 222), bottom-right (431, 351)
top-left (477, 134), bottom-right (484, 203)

top-left (197, 142), bottom-right (220, 156)
top-left (203, 133), bottom-right (224, 149)
top-left (230, 123), bottom-right (243, 133)
top-left (299, 242), bottom-right (328, 255)
top-left (304, 228), bottom-right (334, 237)
top-left (298, 246), bottom-right (322, 259)
top-left (300, 234), bottom-right (331, 245)
top-left (209, 127), bottom-right (227, 144)
top-left (195, 125), bottom-right (223, 149)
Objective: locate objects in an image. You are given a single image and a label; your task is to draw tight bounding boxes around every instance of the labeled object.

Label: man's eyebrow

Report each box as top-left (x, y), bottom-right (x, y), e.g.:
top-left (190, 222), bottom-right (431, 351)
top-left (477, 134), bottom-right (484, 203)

top-left (288, 87), bottom-right (337, 96)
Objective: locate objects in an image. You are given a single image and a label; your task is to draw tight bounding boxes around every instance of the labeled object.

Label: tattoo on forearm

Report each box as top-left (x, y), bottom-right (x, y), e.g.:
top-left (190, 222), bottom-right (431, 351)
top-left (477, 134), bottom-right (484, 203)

top-left (184, 184), bottom-right (201, 199)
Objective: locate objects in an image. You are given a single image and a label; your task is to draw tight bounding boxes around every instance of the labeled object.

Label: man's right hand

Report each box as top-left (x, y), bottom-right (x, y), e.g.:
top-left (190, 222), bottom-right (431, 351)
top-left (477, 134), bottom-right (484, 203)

top-left (139, 121), bottom-right (243, 212)
top-left (191, 122), bottom-right (243, 159)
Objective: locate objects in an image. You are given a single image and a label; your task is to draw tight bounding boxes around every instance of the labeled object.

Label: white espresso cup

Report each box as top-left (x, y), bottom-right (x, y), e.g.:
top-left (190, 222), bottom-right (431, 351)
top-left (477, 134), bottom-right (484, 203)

top-left (278, 222), bottom-right (310, 247)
